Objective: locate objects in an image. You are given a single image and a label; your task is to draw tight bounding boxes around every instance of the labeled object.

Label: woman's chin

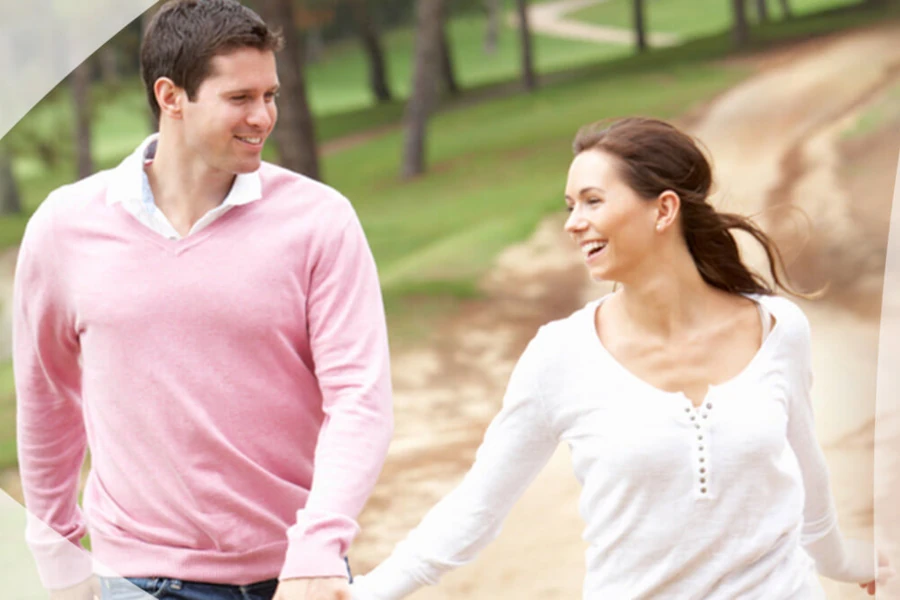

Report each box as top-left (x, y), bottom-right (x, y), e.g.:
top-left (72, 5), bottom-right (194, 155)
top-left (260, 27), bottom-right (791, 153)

top-left (587, 268), bottom-right (614, 283)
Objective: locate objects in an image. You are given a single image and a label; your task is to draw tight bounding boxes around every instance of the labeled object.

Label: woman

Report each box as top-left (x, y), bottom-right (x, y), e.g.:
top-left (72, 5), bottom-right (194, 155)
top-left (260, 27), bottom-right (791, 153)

top-left (351, 117), bottom-right (890, 598)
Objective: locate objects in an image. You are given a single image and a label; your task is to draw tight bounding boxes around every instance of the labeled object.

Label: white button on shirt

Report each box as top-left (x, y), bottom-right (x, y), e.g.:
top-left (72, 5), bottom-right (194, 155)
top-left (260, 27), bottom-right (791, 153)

top-left (105, 134), bottom-right (262, 238)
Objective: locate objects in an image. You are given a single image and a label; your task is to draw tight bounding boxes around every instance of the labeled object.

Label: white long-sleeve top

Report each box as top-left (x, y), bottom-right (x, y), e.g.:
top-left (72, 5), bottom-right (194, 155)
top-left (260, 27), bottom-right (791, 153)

top-left (353, 293), bottom-right (875, 599)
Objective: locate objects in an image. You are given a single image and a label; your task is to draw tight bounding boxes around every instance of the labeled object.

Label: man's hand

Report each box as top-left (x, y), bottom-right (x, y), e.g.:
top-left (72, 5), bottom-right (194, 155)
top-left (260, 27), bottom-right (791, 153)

top-left (275, 577), bottom-right (351, 600)
top-left (48, 576), bottom-right (100, 600)
top-left (859, 549), bottom-right (895, 596)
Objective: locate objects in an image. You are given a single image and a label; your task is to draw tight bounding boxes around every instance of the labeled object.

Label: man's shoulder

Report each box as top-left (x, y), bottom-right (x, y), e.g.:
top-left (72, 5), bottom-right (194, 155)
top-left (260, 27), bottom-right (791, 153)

top-left (39, 170), bottom-right (112, 217)
top-left (257, 161), bottom-right (355, 219)
top-left (25, 170), bottom-right (113, 239)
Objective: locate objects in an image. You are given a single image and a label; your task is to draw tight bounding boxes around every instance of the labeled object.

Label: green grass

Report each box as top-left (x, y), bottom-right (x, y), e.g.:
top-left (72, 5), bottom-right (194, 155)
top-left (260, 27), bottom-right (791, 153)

top-left (841, 80), bottom-right (900, 139)
top-left (303, 13), bottom-right (628, 116)
top-left (570, 0), bottom-right (864, 40)
top-left (0, 362), bottom-right (16, 469)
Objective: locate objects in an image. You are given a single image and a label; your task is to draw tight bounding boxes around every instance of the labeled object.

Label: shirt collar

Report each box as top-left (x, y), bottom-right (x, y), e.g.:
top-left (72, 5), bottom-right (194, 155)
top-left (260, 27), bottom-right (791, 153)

top-left (106, 133), bottom-right (263, 208)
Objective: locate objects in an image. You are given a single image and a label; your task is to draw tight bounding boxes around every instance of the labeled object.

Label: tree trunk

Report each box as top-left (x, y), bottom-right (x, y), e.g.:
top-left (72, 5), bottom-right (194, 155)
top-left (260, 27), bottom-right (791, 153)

top-left (0, 142), bottom-right (21, 215)
top-left (515, 0), bottom-right (537, 91)
top-left (483, 0), bottom-right (501, 54)
top-left (305, 28), bottom-right (324, 65)
top-left (99, 44), bottom-right (119, 88)
top-left (755, 0), bottom-right (770, 22)
top-left (633, 0), bottom-right (647, 52)
top-left (402, 0), bottom-right (445, 179)
top-left (438, 5), bottom-right (459, 96)
top-left (142, 7), bottom-right (159, 132)
top-left (351, 0), bottom-right (392, 103)
top-left (256, 0), bottom-right (321, 181)
top-left (777, 0), bottom-right (793, 18)
top-left (70, 60), bottom-right (94, 179)
top-left (731, 0), bottom-right (750, 48)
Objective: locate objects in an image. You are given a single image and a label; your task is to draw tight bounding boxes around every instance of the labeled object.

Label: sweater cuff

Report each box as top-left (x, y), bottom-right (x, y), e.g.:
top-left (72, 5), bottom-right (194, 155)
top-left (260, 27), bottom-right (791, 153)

top-left (279, 511), bottom-right (360, 580)
top-left (25, 514), bottom-right (93, 590)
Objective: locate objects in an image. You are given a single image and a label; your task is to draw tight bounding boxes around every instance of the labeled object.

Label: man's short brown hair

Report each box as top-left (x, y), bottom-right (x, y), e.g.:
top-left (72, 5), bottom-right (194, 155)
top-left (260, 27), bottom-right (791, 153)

top-left (140, 0), bottom-right (284, 121)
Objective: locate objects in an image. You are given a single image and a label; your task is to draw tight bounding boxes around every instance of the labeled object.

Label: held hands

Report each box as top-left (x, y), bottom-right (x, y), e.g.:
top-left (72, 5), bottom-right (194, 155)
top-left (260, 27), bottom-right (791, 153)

top-left (48, 576), bottom-right (100, 600)
top-left (858, 550), bottom-right (895, 596)
top-left (275, 577), bottom-right (351, 600)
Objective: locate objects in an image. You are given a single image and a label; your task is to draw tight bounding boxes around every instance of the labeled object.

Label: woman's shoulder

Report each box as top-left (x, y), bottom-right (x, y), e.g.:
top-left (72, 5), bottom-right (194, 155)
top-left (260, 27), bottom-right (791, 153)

top-left (533, 296), bottom-right (605, 345)
top-left (751, 293), bottom-right (812, 352)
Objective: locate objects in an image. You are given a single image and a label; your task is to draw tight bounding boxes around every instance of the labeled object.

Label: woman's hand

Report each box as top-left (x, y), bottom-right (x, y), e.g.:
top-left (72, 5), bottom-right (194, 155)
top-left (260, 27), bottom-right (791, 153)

top-left (858, 549), bottom-right (894, 596)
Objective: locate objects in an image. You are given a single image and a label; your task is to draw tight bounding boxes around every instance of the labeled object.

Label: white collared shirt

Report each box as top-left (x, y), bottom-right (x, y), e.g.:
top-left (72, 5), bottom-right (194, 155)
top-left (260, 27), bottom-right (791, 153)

top-left (105, 134), bottom-right (262, 239)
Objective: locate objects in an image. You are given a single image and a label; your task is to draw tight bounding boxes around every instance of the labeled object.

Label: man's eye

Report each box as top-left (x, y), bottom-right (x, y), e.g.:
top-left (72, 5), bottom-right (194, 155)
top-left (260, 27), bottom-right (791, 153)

top-left (231, 95), bottom-right (248, 102)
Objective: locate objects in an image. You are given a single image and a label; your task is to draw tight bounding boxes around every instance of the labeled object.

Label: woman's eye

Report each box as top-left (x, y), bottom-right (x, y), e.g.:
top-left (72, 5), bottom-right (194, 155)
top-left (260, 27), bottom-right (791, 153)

top-left (587, 197), bottom-right (603, 205)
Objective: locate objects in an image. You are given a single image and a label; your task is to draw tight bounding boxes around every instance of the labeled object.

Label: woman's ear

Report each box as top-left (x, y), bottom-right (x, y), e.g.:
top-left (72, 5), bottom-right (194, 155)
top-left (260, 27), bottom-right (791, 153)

top-left (654, 190), bottom-right (681, 233)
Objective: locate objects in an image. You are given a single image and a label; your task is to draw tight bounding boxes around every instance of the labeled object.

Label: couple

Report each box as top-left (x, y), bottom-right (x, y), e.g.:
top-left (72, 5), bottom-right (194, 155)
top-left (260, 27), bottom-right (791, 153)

top-left (13, 0), bottom-right (890, 599)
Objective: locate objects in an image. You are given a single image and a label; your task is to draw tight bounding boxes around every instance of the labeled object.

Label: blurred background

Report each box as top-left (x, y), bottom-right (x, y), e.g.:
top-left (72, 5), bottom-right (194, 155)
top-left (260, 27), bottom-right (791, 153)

top-left (1, 0), bottom-right (899, 597)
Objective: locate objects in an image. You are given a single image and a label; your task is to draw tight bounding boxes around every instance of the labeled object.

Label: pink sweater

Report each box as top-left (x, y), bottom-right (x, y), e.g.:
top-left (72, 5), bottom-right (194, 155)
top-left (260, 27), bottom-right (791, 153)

top-left (13, 160), bottom-right (394, 589)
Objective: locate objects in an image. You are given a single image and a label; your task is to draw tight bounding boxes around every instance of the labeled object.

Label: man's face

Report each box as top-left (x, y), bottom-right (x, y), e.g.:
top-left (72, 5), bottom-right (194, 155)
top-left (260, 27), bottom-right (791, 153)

top-left (180, 47), bottom-right (279, 175)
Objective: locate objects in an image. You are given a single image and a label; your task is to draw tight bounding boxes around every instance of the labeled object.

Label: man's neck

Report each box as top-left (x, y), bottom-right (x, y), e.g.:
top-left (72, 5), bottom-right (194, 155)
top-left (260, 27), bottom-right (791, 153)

top-left (145, 134), bottom-right (236, 237)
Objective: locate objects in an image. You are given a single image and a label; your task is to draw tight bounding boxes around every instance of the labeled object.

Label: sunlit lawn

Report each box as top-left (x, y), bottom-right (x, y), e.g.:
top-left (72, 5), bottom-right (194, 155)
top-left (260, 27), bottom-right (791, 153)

top-left (570, 0), bottom-right (863, 40)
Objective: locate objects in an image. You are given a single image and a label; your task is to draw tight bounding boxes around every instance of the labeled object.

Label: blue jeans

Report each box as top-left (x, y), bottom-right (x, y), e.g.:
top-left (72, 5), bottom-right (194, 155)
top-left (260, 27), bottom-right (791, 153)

top-left (100, 577), bottom-right (279, 600)
top-left (100, 560), bottom-right (353, 600)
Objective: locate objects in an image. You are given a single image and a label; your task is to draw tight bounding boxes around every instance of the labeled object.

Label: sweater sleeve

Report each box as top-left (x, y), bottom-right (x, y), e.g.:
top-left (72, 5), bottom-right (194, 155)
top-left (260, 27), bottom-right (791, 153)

top-left (13, 197), bottom-right (92, 590)
top-left (280, 205), bottom-right (394, 580)
top-left (785, 307), bottom-right (875, 583)
top-left (350, 329), bottom-right (559, 600)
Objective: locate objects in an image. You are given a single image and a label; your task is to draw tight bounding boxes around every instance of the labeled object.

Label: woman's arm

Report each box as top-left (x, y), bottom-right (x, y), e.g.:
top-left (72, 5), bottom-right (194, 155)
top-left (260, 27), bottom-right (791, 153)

top-left (785, 309), bottom-right (878, 584)
top-left (352, 329), bottom-right (561, 599)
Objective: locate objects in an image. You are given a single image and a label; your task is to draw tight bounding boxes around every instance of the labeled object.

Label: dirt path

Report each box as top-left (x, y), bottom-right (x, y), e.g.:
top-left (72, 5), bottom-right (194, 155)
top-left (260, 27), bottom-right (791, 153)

top-left (511, 0), bottom-right (680, 47)
top-left (351, 22), bottom-right (900, 600)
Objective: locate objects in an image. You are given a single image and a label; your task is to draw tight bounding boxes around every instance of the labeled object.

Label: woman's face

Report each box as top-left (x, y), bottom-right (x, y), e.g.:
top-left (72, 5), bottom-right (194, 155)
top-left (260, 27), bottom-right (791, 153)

top-left (564, 150), bottom-right (661, 283)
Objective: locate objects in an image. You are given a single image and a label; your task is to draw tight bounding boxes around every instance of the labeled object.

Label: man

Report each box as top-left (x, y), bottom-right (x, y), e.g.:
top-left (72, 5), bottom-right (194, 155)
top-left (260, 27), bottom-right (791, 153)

top-left (13, 1), bottom-right (393, 599)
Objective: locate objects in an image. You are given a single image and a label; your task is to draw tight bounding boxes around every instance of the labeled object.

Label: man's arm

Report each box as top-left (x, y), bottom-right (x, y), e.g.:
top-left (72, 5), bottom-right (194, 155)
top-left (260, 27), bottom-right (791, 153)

top-left (279, 201), bottom-right (393, 583)
top-left (13, 197), bottom-right (92, 591)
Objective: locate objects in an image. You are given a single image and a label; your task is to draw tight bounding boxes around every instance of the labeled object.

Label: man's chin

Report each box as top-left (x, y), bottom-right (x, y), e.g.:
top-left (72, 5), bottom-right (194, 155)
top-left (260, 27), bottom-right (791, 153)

top-left (232, 158), bottom-right (263, 174)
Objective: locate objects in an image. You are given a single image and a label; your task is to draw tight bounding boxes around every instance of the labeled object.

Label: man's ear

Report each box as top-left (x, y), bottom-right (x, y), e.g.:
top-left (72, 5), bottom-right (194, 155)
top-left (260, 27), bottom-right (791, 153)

top-left (154, 77), bottom-right (185, 120)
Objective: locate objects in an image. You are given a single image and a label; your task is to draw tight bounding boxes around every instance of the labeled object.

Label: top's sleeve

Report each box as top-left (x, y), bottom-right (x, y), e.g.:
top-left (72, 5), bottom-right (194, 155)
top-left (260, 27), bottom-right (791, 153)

top-left (280, 205), bottom-right (394, 580)
top-left (784, 306), bottom-right (876, 583)
top-left (351, 328), bottom-right (560, 600)
top-left (13, 197), bottom-right (92, 590)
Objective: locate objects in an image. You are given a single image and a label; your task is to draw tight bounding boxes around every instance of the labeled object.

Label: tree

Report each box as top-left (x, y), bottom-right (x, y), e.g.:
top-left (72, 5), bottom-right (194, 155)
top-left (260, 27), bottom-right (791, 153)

top-left (730, 0), bottom-right (750, 48)
top-left (777, 0), bottom-right (793, 18)
top-left (438, 3), bottom-right (459, 95)
top-left (142, 5), bottom-right (160, 133)
top-left (402, 0), bottom-right (445, 179)
top-left (0, 142), bottom-right (21, 215)
top-left (256, 0), bottom-right (321, 180)
top-left (515, 0), bottom-right (537, 91)
top-left (633, 0), bottom-right (647, 53)
top-left (755, 0), bottom-right (770, 22)
top-left (350, 0), bottom-right (392, 103)
top-left (483, 0), bottom-right (501, 54)
top-left (99, 45), bottom-right (120, 88)
top-left (70, 60), bottom-right (94, 179)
